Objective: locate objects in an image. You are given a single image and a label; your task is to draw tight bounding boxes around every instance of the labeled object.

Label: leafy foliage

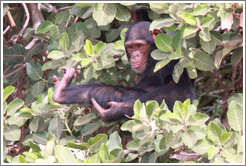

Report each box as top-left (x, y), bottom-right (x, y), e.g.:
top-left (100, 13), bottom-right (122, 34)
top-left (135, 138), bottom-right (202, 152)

top-left (2, 3), bottom-right (243, 163)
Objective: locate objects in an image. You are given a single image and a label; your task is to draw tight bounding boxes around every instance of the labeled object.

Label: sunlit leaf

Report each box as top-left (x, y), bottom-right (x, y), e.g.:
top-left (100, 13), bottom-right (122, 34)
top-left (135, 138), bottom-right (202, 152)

top-left (55, 145), bottom-right (76, 163)
top-left (181, 13), bottom-right (197, 26)
top-left (93, 3), bottom-right (117, 26)
top-left (227, 101), bottom-right (243, 132)
top-left (3, 86), bottom-right (15, 102)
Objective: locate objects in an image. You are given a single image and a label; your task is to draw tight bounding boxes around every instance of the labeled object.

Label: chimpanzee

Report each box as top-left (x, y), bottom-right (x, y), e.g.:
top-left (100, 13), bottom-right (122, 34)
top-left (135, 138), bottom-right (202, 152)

top-left (52, 21), bottom-right (196, 122)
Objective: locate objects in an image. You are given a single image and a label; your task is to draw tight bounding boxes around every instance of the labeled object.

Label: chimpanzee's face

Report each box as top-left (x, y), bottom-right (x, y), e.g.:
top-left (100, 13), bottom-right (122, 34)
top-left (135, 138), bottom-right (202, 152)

top-left (125, 40), bottom-right (150, 73)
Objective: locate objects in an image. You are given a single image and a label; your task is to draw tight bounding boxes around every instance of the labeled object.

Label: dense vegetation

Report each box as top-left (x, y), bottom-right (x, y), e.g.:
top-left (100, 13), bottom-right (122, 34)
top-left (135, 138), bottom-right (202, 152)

top-left (2, 3), bottom-right (243, 163)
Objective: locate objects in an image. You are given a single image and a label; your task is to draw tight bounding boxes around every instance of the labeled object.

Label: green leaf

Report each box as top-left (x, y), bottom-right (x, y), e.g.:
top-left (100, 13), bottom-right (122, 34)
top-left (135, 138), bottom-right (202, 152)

top-left (154, 59), bottom-right (171, 73)
top-left (182, 130), bottom-right (197, 148)
top-left (8, 113), bottom-right (31, 127)
top-left (228, 93), bottom-right (243, 106)
top-left (160, 112), bottom-right (182, 124)
top-left (3, 44), bottom-right (25, 65)
top-left (227, 101), bottom-right (243, 132)
top-left (200, 34), bottom-right (216, 54)
top-left (99, 143), bottom-right (115, 163)
top-left (106, 29), bottom-right (120, 42)
top-left (23, 152), bottom-right (38, 162)
top-left (181, 13), bottom-right (197, 26)
top-left (93, 3), bottom-right (117, 26)
top-left (80, 123), bottom-right (100, 136)
top-left (55, 145), bottom-right (76, 163)
top-left (30, 80), bottom-right (45, 97)
top-left (4, 125), bottom-right (21, 141)
top-left (32, 132), bottom-right (47, 145)
top-left (18, 155), bottom-right (27, 163)
top-left (172, 63), bottom-right (183, 83)
top-left (55, 10), bottom-right (70, 24)
top-left (207, 121), bottom-right (222, 143)
top-left (29, 117), bottom-right (40, 132)
top-left (3, 86), bottom-right (15, 103)
top-left (85, 40), bottom-right (93, 55)
top-left (83, 65), bottom-right (94, 81)
top-left (199, 28), bottom-right (211, 41)
top-left (59, 32), bottom-right (69, 50)
top-left (37, 20), bottom-right (53, 34)
top-left (188, 112), bottom-right (209, 125)
top-left (149, 18), bottom-right (175, 30)
top-left (6, 99), bottom-right (24, 116)
top-left (151, 49), bottom-right (169, 60)
top-left (202, 17), bottom-right (215, 28)
top-left (106, 131), bottom-right (122, 151)
top-left (192, 138), bottom-right (213, 155)
top-left (149, 3), bottom-right (169, 14)
top-left (186, 65), bottom-right (197, 79)
top-left (42, 59), bottom-right (64, 70)
top-left (146, 100), bottom-right (158, 119)
top-left (43, 138), bottom-right (56, 158)
top-left (88, 154), bottom-right (101, 163)
top-left (115, 4), bottom-right (131, 21)
top-left (75, 3), bottom-right (92, 7)
top-left (189, 125), bottom-right (206, 140)
top-left (69, 30), bottom-right (85, 52)
top-left (155, 33), bottom-right (172, 52)
top-left (26, 61), bottom-right (44, 81)
top-left (193, 4), bottom-right (210, 16)
top-left (192, 51), bottom-right (215, 71)
top-left (94, 42), bottom-right (106, 55)
top-left (48, 50), bottom-right (66, 60)
top-left (182, 25), bottom-right (198, 39)
top-left (221, 132), bottom-right (237, 148)
top-left (74, 114), bottom-right (97, 127)
top-left (87, 134), bottom-right (108, 152)
top-left (169, 47), bottom-right (181, 60)
top-left (97, 53), bottom-right (115, 69)
top-left (172, 31), bottom-right (182, 50)
top-left (207, 146), bottom-right (220, 160)
top-left (48, 115), bottom-right (64, 139)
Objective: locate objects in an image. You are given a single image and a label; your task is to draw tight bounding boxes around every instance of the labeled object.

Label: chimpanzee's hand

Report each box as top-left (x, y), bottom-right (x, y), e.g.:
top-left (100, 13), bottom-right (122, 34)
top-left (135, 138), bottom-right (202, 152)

top-left (52, 67), bottom-right (75, 88)
top-left (91, 98), bottom-right (131, 122)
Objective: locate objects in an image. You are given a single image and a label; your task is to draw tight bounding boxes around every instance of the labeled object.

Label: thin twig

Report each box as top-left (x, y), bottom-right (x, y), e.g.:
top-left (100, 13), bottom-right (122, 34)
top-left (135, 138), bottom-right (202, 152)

top-left (7, 11), bottom-right (16, 27)
top-left (58, 6), bottom-right (73, 12)
top-left (3, 64), bottom-right (26, 79)
top-left (19, 3), bottom-right (30, 37)
top-left (13, 3), bottom-right (30, 43)
top-left (3, 25), bottom-right (10, 35)
top-left (74, 16), bottom-right (79, 23)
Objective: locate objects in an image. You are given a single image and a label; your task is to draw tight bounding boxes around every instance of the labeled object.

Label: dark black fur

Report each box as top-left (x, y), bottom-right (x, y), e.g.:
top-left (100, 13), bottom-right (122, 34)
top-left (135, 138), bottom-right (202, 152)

top-left (53, 21), bottom-right (196, 122)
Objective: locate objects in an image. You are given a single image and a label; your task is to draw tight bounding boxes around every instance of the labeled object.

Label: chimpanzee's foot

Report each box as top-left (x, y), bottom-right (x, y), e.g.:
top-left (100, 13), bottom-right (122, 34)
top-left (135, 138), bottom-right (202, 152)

top-left (52, 67), bottom-right (75, 103)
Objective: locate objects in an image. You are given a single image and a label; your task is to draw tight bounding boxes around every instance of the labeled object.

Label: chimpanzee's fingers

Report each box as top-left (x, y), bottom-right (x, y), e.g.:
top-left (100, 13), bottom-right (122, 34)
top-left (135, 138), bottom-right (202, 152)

top-left (52, 75), bottom-right (59, 85)
top-left (108, 101), bottom-right (118, 107)
top-left (61, 66), bottom-right (69, 74)
top-left (91, 98), bottom-right (107, 116)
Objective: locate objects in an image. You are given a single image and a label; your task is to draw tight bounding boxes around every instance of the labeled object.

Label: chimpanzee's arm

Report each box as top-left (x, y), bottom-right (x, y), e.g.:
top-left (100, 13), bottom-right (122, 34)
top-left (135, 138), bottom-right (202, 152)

top-left (92, 83), bottom-right (196, 123)
top-left (52, 67), bottom-right (144, 108)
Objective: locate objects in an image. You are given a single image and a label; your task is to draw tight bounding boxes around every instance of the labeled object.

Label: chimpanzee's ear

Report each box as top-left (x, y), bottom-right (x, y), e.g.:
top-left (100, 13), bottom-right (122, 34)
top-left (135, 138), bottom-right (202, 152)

top-left (151, 29), bottom-right (163, 40)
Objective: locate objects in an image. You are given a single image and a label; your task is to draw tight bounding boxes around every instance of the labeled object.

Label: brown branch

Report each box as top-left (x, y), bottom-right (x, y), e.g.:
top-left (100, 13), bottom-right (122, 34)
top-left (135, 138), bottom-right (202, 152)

top-left (28, 3), bottom-right (44, 30)
top-left (7, 11), bottom-right (16, 27)
top-left (3, 25), bottom-right (10, 35)
top-left (13, 3), bottom-right (30, 43)
top-left (43, 3), bottom-right (58, 13)
top-left (58, 6), bottom-right (73, 12)
top-left (3, 64), bottom-right (26, 79)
